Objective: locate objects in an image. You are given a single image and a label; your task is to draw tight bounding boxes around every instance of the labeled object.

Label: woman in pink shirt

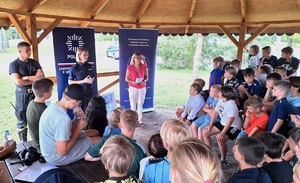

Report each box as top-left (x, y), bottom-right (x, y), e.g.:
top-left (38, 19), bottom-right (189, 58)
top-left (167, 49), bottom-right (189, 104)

top-left (125, 52), bottom-right (148, 124)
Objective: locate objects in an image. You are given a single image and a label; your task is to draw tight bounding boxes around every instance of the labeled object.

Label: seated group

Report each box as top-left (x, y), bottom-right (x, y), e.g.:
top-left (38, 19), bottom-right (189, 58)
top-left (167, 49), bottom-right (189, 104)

top-left (12, 45), bottom-right (300, 183)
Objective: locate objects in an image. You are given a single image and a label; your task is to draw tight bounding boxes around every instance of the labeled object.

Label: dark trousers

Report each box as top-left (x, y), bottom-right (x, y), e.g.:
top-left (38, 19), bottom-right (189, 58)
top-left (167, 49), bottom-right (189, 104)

top-left (15, 89), bottom-right (35, 129)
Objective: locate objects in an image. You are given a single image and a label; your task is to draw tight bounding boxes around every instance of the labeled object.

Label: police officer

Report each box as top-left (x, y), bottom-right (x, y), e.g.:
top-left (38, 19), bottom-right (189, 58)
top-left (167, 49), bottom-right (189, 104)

top-left (9, 41), bottom-right (45, 142)
top-left (68, 48), bottom-right (95, 112)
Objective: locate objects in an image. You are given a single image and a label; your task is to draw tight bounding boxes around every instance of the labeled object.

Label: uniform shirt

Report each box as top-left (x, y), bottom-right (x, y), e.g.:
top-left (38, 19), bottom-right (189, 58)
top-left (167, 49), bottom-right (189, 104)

top-left (215, 99), bottom-right (242, 129)
top-left (260, 55), bottom-right (278, 69)
top-left (262, 161), bottom-right (293, 183)
top-left (88, 133), bottom-right (146, 177)
top-left (209, 67), bottom-right (224, 88)
top-left (100, 175), bottom-right (141, 183)
top-left (267, 97), bottom-right (290, 137)
top-left (143, 157), bottom-right (170, 183)
top-left (224, 77), bottom-right (240, 97)
top-left (68, 62), bottom-right (94, 86)
top-left (181, 94), bottom-right (205, 121)
top-left (9, 58), bottom-right (42, 87)
top-left (278, 57), bottom-right (300, 76)
top-left (244, 79), bottom-right (262, 97)
top-left (228, 168), bottom-right (272, 183)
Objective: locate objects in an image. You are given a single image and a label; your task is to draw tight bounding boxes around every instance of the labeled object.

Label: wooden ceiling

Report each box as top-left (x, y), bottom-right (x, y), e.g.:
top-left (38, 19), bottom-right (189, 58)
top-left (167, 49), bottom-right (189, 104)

top-left (0, 0), bottom-right (299, 34)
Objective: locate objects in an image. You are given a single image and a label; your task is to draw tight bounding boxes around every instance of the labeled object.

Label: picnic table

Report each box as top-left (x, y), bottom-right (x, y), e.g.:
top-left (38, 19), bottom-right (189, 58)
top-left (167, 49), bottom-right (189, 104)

top-left (3, 141), bottom-right (109, 182)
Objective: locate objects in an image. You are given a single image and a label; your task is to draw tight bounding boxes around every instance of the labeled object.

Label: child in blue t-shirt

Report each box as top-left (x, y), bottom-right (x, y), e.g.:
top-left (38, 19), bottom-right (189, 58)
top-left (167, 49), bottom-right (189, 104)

top-left (103, 107), bottom-right (124, 137)
top-left (209, 56), bottom-right (225, 88)
top-left (267, 81), bottom-right (291, 137)
top-left (191, 84), bottom-right (221, 141)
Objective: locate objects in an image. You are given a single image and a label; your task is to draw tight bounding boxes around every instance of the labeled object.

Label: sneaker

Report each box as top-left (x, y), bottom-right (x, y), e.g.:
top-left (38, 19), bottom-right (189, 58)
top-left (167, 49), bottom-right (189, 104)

top-left (221, 160), bottom-right (230, 167)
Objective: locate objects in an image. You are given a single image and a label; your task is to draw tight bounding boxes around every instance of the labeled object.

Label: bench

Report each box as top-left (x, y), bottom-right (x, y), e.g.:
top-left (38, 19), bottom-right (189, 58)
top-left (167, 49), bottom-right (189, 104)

top-left (3, 141), bottom-right (109, 182)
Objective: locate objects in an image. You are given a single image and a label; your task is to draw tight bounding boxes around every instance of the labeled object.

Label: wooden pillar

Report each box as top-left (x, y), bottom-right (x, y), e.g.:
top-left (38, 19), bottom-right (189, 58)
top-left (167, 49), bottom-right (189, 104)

top-left (237, 23), bottom-right (246, 61)
top-left (26, 15), bottom-right (38, 60)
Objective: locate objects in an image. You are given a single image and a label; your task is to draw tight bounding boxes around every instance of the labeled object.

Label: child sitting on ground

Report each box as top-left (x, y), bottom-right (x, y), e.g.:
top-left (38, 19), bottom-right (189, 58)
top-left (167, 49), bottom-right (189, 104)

top-left (179, 83), bottom-right (205, 125)
top-left (139, 133), bottom-right (168, 180)
top-left (267, 80), bottom-right (291, 137)
top-left (262, 73), bottom-right (283, 113)
top-left (170, 138), bottom-right (223, 183)
top-left (191, 84), bottom-right (222, 140)
top-left (236, 96), bottom-right (269, 138)
top-left (26, 78), bottom-right (54, 144)
top-left (143, 119), bottom-right (192, 183)
top-left (256, 132), bottom-right (293, 183)
top-left (103, 107), bottom-right (124, 137)
top-left (203, 86), bottom-right (242, 166)
top-left (100, 135), bottom-right (141, 183)
top-left (228, 137), bottom-right (272, 183)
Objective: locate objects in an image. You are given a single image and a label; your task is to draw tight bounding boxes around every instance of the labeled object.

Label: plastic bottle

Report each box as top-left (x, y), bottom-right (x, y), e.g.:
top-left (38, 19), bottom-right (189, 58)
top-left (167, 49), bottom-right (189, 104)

top-left (4, 130), bottom-right (14, 145)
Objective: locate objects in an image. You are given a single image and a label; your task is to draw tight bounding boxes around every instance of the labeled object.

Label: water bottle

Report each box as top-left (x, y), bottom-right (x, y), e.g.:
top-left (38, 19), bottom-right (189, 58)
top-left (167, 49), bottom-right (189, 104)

top-left (4, 130), bottom-right (14, 145)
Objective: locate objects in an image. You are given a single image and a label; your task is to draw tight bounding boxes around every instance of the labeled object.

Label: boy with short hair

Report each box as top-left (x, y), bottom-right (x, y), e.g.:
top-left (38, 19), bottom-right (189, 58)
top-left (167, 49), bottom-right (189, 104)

top-left (100, 135), bottom-right (141, 183)
top-left (275, 66), bottom-right (288, 80)
top-left (260, 46), bottom-right (278, 70)
top-left (224, 66), bottom-right (241, 97)
top-left (228, 137), bottom-right (272, 183)
top-left (262, 73), bottom-right (283, 113)
top-left (26, 78), bottom-right (54, 144)
top-left (143, 119), bottom-right (192, 183)
top-left (267, 80), bottom-right (291, 137)
top-left (209, 56), bottom-right (225, 88)
top-left (180, 83), bottom-right (205, 125)
top-left (278, 46), bottom-right (300, 76)
top-left (236, 96), bottom-right (269, 138)
top-left (231, 59), bottom-right (244, 82)
top-left (256, 132), bottom-right (293, 183)
top-left (85, 109), bottom-right (146, 177)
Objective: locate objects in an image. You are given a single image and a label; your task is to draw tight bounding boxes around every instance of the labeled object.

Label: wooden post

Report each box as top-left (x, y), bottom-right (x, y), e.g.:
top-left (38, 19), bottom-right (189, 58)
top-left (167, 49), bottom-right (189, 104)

top-left (26, 15), bottom-right (38, 61)
top-left (237, 23), bottom-right (246, 61)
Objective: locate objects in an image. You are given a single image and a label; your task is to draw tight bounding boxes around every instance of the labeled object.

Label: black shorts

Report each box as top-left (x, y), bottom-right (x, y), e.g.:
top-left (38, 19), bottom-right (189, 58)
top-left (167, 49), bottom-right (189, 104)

top-left (213, 122), bottom-right (240, 140)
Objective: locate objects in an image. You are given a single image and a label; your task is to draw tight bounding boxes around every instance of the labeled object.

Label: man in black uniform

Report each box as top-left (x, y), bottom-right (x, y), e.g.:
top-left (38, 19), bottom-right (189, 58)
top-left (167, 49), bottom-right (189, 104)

top-left (9, 42), bottom-right (44, 142)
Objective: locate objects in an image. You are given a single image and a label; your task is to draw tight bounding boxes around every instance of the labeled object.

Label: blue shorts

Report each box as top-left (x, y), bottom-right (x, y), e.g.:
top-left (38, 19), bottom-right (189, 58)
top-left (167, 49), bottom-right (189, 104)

top-left (193, 115), bottom-right (210, 130)
top-left (236, 130), bottom-right (248, 139)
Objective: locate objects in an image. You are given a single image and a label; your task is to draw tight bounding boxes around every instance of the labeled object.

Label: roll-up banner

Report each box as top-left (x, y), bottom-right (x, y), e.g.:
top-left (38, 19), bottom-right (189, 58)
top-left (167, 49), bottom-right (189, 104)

top-left (52, 27), bottom-right (98, 116)
top-left (118, 28), bottom-right (158, 111)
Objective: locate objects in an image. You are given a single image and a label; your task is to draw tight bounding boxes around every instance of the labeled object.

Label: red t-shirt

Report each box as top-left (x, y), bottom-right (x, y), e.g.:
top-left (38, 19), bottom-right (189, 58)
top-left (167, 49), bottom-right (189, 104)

top-left (245, 111), bottom-right (269, 136)
top-left (127, 64), bottom-right (147, 89)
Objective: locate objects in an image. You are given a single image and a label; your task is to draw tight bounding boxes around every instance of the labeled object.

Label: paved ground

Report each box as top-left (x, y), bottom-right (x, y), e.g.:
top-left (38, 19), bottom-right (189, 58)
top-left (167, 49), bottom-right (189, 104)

top-left (134, 107), bottom-right (237, 182)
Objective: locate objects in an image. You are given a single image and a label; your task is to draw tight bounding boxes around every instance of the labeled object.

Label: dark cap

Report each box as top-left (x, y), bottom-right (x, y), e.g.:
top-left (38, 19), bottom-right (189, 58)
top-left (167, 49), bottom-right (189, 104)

top-left (63, 84), bottom-right (84, 101)
top-left (292, 106), bottom-right (300, 115)
top-left (34, 168), bottom-right (85, 183)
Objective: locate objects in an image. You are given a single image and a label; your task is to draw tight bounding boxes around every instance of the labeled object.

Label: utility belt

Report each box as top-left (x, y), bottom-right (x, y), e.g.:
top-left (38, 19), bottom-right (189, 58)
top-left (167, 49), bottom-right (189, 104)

top-left (16, 86), bottom-right (33, 93)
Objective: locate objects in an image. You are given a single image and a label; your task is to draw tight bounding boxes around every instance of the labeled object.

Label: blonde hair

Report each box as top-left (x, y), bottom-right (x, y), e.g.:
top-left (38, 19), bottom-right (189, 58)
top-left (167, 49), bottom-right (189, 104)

top-left (170, 138), bottom-right (223, 183)
top-left (108, 107), bottom-right (125, 128)
top-left (100, 136), bottom-right (135, 175)
top-left (160, 119), bottom-right (192, 151)
top-left (120, 109), bottom-right (138, 131)
top-left (294, 162), bottom-right (300, 181)
top-left (210, 84), bottom-right (222, 91)
top-left (76, 47), bottom-right (89, 62)
top-left (130, 51), bottom-right (142, 65)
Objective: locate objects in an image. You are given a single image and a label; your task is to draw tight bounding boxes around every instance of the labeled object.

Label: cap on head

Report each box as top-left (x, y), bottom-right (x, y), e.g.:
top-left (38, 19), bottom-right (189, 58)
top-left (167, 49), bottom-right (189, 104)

top-left (63, 84), bottom-right (84, 101)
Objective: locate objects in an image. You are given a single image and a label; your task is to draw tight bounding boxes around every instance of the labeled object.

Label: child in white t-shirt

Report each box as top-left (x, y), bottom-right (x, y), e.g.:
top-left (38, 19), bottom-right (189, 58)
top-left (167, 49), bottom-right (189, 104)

top-left (249, 45), bottom-right (260, 69)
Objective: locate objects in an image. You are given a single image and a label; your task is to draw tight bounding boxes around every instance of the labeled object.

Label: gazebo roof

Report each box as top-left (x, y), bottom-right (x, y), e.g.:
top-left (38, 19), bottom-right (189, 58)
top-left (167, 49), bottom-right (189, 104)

top-left (0, 0), bottom-right (299, 34)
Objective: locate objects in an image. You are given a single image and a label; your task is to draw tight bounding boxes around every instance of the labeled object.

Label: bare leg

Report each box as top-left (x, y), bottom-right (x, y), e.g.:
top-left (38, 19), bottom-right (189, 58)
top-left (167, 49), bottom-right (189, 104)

top-left (218, 135), bottom-right (229, 160)
top-left (191, 123), bottom-right (199, 138)
top-left (203, 127), bottom-right (221, 147)
top-left (198, 128), bottom-right (204, 141)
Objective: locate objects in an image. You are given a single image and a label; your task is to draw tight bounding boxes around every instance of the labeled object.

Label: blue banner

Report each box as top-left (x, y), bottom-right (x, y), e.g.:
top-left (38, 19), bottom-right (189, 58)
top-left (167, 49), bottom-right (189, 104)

top-left (52, 27), bottom-right (98, 116)
top-left (119, 28), bottom-right (158, 110)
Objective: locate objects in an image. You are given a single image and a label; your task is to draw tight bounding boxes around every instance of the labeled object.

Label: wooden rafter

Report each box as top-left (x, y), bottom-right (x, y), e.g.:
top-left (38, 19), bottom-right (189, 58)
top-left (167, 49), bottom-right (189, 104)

top-left (134, 0), bottom-right (152, 22)
top-left (153, 24), bottom-right (160, 29)
top-left (7, 13), bottom-right (31, 43)
top-left (218, 25), bottom-right (238, 46)
top-left (297, 0), bottom-right (300, 7)
top-left (237, 23), bottom-right (246, 60)
top-left (244, 24), bottom-right (269, 46)
top-left (38, 17), bottom-right (63, 44)
top-left (26, 15), bottom-right (39, 60)
top-left (119, 23), bottom-right (125, 28)
top-left (185, 0), bottom-right (197, 34)
top-left (27, 0), bottom-right (48, 12)
top-left (240, 0), bottom-right (246, 22)
top-left (80, 0), bottom-right (109, 27)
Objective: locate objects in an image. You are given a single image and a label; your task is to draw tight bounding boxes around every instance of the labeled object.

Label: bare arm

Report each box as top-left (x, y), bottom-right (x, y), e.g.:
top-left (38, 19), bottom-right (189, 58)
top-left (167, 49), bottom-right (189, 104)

top-left (84, 152), bottom-right (101, 161)
top-left (0, 141), bottom-right (16, 159)
top-left (248, 127), bottom-right (260, 137)
top-left (271, 119), bottom-right (284, 133)
top-left (68, 75), bottom-right (93, 85)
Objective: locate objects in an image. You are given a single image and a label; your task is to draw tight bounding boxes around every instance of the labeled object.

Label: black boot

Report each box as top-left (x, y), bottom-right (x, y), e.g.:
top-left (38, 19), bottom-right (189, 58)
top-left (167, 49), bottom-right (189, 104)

top-left (18, 128), bottom-right (28, 143)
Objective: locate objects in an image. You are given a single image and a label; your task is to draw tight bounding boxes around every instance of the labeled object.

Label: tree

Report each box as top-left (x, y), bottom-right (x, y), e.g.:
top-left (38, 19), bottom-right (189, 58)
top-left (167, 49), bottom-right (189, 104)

top-left (0, 28), bottom-right (5, 52)
top-left (192, 34), bottom-right (204, 79)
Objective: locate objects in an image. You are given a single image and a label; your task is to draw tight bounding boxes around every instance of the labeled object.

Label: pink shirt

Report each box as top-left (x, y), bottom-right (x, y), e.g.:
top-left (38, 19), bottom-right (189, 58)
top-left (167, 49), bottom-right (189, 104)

top-left (127, 64), bottom-right (147, 89)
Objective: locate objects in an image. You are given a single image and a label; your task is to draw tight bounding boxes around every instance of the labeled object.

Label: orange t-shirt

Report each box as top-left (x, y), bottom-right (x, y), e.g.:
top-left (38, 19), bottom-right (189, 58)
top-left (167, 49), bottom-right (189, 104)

top-left (245, 111), bottom-right (269, 136)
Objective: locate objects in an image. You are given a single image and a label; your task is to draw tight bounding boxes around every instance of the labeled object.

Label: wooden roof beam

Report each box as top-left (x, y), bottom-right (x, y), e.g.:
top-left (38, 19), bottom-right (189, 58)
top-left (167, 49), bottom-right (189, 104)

top-left (80, 0), bottom-right (110, 27)
top-left (244, 24), bottom-right (269, 46)
top-left (297, 0), bottom-right (300, 7)
top-left (185, 0), bottom-right (197, 34)
top-left (27, 0), bottom-right (48, 12)
top-left (38, 17), bottom-right (62, 44)
top-left (218, 25), bottom-right (238, 47)
top-left (134, 0), bottom-right (152, 23)
top-left (237, 23), bottom-right (247, 60)
top-left (240, 0), bottom-right (247, 22)
top-left (7, 13), bottom-right (31, 43)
